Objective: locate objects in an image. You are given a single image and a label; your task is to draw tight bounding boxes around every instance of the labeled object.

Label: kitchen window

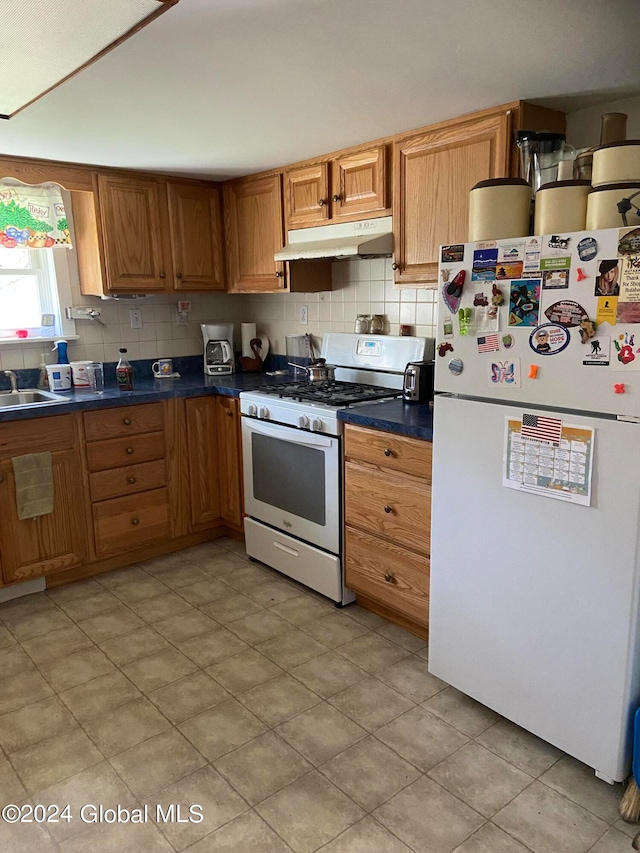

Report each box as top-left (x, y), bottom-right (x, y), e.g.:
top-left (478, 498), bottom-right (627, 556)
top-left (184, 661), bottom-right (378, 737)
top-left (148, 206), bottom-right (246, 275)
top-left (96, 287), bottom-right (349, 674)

top-left (0, 246), bottom-right (76, 343)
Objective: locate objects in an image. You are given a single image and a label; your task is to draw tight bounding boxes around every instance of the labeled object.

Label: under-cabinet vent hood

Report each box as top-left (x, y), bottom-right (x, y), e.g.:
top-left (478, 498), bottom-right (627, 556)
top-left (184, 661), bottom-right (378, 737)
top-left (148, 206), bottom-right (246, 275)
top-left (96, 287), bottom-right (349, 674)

top-left (275, 216), bottom-right (393, 262)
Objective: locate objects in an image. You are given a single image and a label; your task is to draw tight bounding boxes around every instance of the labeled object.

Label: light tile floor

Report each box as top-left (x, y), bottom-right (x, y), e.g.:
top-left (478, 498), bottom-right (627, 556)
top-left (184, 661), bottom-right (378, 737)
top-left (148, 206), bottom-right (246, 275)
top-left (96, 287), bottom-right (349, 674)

top-left (0, 538), bottom-right (632, 852)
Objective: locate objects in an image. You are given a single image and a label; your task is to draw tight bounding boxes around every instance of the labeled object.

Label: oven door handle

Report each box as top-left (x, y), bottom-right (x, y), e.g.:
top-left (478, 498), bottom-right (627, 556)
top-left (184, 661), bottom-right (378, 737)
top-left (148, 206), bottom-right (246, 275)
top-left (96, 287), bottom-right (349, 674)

top-left (244, 419), bottom-right (334, 448)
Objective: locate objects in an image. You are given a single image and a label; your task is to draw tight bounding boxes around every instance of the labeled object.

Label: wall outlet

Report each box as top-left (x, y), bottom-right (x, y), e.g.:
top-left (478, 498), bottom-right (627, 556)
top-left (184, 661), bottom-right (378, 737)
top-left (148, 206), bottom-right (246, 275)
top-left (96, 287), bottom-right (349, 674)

top-left (299, 305), bottom-right (308, 325)
top-left (129, 309), bottom-right (142, 329)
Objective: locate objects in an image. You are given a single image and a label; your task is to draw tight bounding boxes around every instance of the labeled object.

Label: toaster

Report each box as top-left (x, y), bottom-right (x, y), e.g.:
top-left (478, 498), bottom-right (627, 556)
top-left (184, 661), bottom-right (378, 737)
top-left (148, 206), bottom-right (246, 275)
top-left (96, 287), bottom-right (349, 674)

top-left (403, 360), bottom-right (434, 403)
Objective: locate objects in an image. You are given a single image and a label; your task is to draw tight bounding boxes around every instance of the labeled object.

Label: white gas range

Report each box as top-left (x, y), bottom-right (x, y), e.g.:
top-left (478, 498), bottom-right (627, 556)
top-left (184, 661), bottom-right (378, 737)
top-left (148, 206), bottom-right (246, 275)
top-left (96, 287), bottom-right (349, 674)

top-left (240, 333), bottom-right (434, 604)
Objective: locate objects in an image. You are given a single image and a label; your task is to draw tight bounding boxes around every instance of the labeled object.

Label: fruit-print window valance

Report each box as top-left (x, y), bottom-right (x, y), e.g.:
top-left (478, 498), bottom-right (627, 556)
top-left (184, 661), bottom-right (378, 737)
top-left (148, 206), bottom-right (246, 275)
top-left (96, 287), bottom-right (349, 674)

top-left (0, 180), bottom-right (72, 249)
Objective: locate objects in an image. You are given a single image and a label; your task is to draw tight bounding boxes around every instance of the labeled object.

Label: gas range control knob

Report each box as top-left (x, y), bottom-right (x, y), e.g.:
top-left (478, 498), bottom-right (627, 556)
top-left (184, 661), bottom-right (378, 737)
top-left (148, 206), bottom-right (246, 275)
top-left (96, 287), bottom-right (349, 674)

top-left (311, 418), bottom-right (323, 432)
top-left (298, 415), bottom-right (310, 429)
top-left (258, 407), bottom-right (269, 420)
top-left (247, 404), bottom-right (257, 417)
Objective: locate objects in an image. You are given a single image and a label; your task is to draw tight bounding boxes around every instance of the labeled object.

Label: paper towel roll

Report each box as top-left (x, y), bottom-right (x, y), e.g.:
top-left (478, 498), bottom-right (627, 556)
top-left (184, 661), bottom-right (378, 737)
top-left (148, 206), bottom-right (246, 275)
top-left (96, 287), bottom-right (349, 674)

top-left (241, 323), bottom-right (257, 357)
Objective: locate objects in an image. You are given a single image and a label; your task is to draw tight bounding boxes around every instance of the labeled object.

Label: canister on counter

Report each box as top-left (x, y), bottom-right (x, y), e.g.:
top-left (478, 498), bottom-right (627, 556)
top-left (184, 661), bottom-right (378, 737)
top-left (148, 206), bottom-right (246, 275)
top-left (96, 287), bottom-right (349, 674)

top-left (586, 182), bottom-right (640, 229)
top-left (592, 141), bottom-right (640, 187)
top-left (534, 180), bottom-right (591, 235)
top-left (468, 178), bottom-right (531, 241)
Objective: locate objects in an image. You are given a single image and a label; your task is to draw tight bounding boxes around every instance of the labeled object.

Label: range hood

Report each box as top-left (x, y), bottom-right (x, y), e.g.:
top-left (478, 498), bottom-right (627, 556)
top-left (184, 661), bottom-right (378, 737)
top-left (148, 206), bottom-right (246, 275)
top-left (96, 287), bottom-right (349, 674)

top-left (275, 216), bottom-right (393, 262)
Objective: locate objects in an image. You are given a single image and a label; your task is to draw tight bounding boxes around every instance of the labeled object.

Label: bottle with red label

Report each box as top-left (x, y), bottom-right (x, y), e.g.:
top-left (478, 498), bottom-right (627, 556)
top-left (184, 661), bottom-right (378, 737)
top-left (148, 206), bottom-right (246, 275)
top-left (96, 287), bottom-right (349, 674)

top-left (116, 348), bottom-right (133, 392)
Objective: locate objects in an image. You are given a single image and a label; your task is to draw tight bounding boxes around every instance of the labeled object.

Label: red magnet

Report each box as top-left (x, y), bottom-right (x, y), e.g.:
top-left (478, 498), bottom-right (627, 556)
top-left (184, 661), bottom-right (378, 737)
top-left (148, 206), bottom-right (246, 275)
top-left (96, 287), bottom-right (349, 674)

top-left (614, 383), bottom-right (625, 394)
top-left (576, 268), bottom-right (587, 282)
top-left (438, 342), bottom-right (454, 357)
top-left (528, 364), bottom-right (539, 379)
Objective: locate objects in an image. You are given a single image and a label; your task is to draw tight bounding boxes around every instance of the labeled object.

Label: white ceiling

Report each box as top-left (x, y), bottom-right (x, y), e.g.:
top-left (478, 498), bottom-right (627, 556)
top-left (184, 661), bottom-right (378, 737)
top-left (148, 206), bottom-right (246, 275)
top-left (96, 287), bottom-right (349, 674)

top-left (1, 0), bottom-right (639, 180)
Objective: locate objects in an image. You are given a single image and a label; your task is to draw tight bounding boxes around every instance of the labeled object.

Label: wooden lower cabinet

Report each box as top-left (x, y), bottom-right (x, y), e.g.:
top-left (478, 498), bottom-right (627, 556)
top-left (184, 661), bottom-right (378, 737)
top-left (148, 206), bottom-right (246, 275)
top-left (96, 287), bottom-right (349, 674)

top-left (93, 488), bottom-right (170, 559)
top-left (0, 447), bottom-right (88, 584)
top-left (344, 423), bottom-right (432, 636)
top-left (215, 396), bottom-right (243, 528)
top-left (0, 394), bottom-right (246, 589)
top-left (185, 396), bottom-right (221, 530)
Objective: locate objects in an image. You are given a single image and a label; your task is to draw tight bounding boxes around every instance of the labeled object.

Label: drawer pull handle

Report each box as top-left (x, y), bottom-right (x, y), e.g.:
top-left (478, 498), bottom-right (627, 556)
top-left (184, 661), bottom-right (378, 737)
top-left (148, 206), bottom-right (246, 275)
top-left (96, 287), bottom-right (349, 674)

top-left (131, 517), bottom-right (140, 526)
top-left (384, 504), bottom-right (393, 514)
top-left (384, 572), bottom-right (395, 583)
top-left (226, 410), bottom-right (233, 417)
top-left (332, 194), bottom-right (341, 202)
top-left (126, 447), bottom-right (134, 455)
top-left (123, 417), bottom-right (132, 425)
top-left (384, 448), bottom-right (394, 457)
top-left (274, 540), bottom-right (299, 558)
top-left (128, 476), bottom-right (136, 484)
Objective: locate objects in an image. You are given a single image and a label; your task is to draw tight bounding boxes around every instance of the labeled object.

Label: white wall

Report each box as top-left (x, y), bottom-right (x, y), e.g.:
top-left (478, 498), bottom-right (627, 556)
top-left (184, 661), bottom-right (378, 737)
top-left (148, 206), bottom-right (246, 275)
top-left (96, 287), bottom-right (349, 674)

top-left (240, 259), bottom-right (438, 356)
top-left (566, 94), bottom-right (640, 150)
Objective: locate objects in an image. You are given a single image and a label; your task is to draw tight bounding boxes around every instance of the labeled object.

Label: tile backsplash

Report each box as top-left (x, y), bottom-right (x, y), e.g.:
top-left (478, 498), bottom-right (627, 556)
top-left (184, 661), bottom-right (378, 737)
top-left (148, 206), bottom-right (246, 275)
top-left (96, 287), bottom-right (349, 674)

top-left (0, 256), bottom-right (437, 371)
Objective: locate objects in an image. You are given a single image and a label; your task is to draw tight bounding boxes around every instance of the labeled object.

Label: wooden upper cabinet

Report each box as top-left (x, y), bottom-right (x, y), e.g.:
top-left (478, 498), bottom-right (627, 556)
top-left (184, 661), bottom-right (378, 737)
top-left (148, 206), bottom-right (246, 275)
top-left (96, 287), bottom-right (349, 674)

top-left (283, 144), bottom-right (389, 230)
top-left (97, 174), bottom-right (172, 292)
top-left (223, 173), bottom-right (287, 293)
top-left (392, 110), bottom-right (512, 286)
top-left (284, 162), bottom-right (330, 228)
top-left (331, 144), bottom-right (387, 221)
top-left (167, 183), bottom-right (225, 292)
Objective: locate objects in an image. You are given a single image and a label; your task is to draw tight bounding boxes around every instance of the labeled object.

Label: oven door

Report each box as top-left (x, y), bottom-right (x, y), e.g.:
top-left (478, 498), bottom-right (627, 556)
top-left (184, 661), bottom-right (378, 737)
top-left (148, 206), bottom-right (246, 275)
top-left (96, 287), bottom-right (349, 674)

top-left (242, 417), bottom-right (340, 555)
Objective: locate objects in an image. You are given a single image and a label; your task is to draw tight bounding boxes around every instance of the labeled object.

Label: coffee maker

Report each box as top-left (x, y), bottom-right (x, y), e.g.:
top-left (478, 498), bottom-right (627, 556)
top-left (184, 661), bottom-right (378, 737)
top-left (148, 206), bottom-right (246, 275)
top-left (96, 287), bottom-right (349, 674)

top-left (201, 323), bottom-right (235, 375)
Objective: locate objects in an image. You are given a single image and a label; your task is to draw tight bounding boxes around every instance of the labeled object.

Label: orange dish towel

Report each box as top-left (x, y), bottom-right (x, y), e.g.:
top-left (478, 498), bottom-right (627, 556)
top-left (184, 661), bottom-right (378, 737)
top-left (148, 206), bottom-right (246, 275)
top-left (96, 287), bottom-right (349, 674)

top-left (11, 452), bottom-right (54, 520)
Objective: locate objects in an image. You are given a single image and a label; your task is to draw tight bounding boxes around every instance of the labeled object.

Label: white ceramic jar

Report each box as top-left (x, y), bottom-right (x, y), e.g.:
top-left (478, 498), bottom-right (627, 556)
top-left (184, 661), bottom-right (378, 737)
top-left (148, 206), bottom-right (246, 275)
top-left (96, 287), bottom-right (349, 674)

top-left (468, 178), bottom-right (531, 241)
top-left (534, 180), bottom-right (591, 235)
top-left (592, 141), bottom-right (640, 187)
top-left (586, 182), bottom-right (640, 230)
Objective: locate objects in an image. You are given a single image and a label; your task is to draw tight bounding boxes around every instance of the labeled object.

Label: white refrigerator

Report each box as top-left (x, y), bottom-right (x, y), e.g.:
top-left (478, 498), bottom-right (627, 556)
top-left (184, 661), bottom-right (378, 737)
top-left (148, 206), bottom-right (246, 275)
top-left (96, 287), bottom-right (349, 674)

top-left (429, 226), bottom-right (640, 782)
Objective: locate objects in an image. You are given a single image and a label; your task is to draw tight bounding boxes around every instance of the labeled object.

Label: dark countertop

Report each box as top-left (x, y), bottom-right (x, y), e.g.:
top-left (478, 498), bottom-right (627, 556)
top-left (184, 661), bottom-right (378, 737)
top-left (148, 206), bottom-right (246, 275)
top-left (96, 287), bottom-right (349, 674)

top-left (0, 370), bottom-right (433, 440)
top-left (337, 398), bottom-right (433, 441)
top-left (0, 371), bottom-right (292, 423)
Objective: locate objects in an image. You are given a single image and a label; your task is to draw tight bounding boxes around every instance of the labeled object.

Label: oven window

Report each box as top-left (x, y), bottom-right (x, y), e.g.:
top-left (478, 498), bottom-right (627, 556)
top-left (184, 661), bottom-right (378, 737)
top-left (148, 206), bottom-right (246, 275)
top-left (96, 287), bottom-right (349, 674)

top-left (252, 433), bottom-right (326, 525)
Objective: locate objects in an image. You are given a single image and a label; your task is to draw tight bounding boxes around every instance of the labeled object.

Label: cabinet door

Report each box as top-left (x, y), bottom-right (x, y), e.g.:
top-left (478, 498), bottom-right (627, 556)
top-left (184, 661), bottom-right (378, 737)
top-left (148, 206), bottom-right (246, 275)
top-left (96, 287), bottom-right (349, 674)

top-left (0, 450), bottom-right (88, 584)
top-left (284, 162), bottom-right (330, 229)
top-left (331, 145), bottom-right (388, 221)
top-left (185, 397), bottom-right (221, 529)
top-left (215, 396), bottom-right (243, 528)
top-left (223, 174), bottom-right (287, 293)
top-left (167, 183), bottom-right (226, 292)
top-left (97, 174), bottom-right (171, 292)
top-left (393, 111), bottom-right (511, 285)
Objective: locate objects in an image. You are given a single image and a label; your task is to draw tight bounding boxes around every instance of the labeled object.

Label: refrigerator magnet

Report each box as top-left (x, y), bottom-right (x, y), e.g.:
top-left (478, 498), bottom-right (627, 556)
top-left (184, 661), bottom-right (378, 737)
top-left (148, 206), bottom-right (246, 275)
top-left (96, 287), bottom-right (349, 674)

top-left (441, 245), bottom-right (465, 263)
top-left (489, 357), bottom-right (521, 388)
top-left (502, 334), bottom-right (514, 349)
top-left (542, 269), bottom-right (569, 290)
top-left (578, 236), bottom-right (598, 262)
top-left (438, 342), bottom-right (454, 357)
top-left (508, 280), bottom-right (541, 327)
top-left (583, 336), bottom-right (610, 366)
top-left (544, 300), bottom-right (588, 327)
top-left (529, 323), bottom-right (570, 356)
top-left (477, 334), bottom-right (500, 354)
top-left (443, 315), bottom-right (454, 338)
top-left (596, 296), bottom-right (617, 326)
top-left (618, 228), bottom-right (640, 256)
top-left (448, 357), bottom-right (464, 375)
top-left (612, 332), bottom-right (640, 370)
top-left (472, 248), bottom-right (498, 281)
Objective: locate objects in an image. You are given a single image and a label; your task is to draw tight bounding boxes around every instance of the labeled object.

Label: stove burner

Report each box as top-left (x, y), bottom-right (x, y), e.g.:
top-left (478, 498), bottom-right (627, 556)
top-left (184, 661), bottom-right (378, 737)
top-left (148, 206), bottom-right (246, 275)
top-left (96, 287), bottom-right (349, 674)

top-left (256, 380), bottom-right (402, 407)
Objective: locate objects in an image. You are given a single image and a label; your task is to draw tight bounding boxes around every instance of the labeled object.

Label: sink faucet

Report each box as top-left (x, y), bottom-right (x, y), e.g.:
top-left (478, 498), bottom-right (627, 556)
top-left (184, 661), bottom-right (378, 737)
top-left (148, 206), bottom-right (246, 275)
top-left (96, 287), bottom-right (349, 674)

top-left (2, 371), bottom-right (18, 394)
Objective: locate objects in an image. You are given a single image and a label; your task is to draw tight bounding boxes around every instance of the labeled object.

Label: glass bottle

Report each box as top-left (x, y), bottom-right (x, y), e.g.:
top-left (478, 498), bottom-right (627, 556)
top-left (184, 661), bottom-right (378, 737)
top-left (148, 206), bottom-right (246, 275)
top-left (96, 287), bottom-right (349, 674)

top-left (116, 348), bottom-right (133, 392)
top-left (354, 315), bottom-right (370, 334)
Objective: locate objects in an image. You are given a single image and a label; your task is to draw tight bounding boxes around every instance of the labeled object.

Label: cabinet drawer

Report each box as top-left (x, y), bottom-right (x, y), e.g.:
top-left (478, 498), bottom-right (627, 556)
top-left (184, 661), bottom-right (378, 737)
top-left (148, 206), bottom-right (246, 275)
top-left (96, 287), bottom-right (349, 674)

top-left (345, 527), bottom-right (430, 627)
top-left (345, 461), bottom-right (431, 555)
top-left (89, 460), bottom-right (167, 502)
top-left (86, 432), bottom-right (165, 472)
top-left (0, 414), bottom-right (75, 458)
top-left (344, 424), bottom-right (432, 479)
top-left (84, 403), bottom-right (163, 441)
top-left (93, 488), bottom-right (170, 558)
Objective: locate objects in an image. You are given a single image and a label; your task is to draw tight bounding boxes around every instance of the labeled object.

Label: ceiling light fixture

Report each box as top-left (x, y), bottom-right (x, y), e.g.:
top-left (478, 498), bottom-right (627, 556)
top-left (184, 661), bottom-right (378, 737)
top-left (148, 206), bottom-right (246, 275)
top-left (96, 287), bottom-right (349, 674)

top-left (0, 0), bottom-right (178, 120)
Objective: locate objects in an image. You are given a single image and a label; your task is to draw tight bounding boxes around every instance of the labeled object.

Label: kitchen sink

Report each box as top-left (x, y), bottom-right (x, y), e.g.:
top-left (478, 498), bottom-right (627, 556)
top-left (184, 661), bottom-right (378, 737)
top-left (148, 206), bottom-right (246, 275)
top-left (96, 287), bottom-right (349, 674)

top-left (0, 389), bottom-right (72, 411)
